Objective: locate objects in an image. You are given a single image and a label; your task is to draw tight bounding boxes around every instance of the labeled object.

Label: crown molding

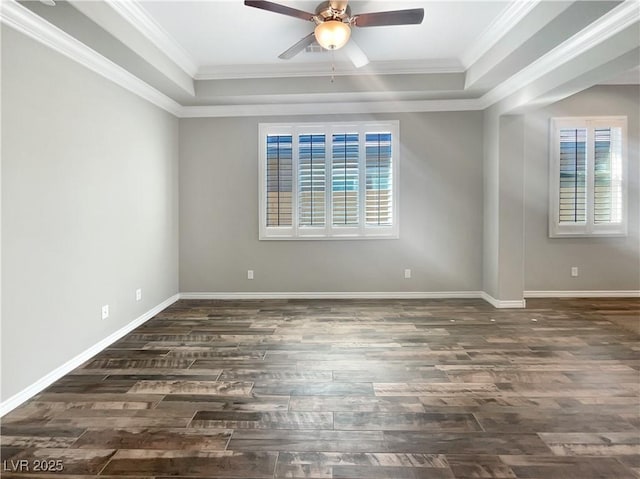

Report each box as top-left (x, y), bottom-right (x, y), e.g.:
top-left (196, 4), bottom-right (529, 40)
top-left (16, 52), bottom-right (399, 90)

top-left (105, 0), bottom-right (532, 81)
top-left (0, 0), bottom-right (479, 120)
top-left (178, 98), bottom-right (481, 118)
top-left (0, 0), bottom-right (182, 116)
top-left (195, 59), bottom-right (465, 81)
top-left (478, 0), bottom-right (640, 110)
top-left (101, 0), bottom-right (467, 81)
top-left (461, 0), bottom-right (540, 69)
top-left (106, 0), bottom-right (198, 78)
top-left (4, 0), bottom-right (635, 119)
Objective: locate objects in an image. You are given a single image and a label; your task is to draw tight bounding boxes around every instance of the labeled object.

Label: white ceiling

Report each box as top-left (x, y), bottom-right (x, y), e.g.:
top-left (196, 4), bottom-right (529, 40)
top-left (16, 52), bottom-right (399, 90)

top-left (9, 0), bottom-right (637, 116)
top-left (138, 1), bottom-right (510, 69)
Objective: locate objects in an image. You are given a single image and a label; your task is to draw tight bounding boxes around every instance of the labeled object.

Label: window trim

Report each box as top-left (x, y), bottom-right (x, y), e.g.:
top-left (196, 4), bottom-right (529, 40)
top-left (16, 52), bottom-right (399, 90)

top-left (259, 121), bottom-right (400, 240)
top-left (549, 116), bottom-right (628, 238)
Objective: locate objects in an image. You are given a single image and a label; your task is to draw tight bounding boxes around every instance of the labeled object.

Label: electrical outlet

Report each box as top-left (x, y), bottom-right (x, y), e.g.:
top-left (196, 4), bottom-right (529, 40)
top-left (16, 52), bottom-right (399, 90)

top-left (136, 288), bottom-right (142, 301)
top-left (571, 266), bottom-right (579, 277)
top-left (101, 304), bottom-right (109, 320)
top-left (247, 270), bottom-right (254, 280)
top-left (404, 269), bottom-right (411, 279)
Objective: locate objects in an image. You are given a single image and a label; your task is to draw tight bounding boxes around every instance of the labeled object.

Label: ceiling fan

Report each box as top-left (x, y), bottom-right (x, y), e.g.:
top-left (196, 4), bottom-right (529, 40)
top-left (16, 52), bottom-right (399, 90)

top-left (244, 0), bottom-right (425, 68)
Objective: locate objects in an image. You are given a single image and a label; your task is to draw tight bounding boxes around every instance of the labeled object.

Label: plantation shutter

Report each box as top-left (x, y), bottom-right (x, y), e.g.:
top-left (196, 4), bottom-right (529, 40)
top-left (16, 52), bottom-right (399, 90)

top-left (332, 133), bottom-right (360, 226)
top-left (298, 134), bottom-right (326, 227)
top-left (550, 117), bottom-right (627, 238)
top-left (366, 132), bottom-right (393, 226)
top-left (266, 134), bottom-right (293, 226)
top-left (594, 127), bottom-right (623, 224)
top-left (260, 121), bottom-right (398, 239)
top-left (558, 128), bottom-right (587, 223)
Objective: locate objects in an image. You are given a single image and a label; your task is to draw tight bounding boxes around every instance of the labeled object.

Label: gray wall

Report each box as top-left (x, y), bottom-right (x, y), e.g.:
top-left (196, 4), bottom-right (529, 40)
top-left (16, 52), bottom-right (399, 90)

top-left (482, 110), bottom-right (527, 303)
top-left (497, 115), bottom-right (526, 301)
top-left (1, 27), bottom-right (180, 401)
top-left (179, 112), bottom-right (484, 293)
top-left (524, 85), bottom-right (640, 291)
top-left (482, 109), bottom-right (500, 298)
top-left (2, 21), bottom-right (636, 408)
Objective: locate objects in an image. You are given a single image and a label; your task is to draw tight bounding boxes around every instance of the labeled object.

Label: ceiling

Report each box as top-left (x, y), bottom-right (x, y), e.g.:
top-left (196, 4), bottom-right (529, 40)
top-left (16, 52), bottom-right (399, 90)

top-left (6, 0), bottom-right (640, 116)
top-left (137, 1), bottom-right (509, 70)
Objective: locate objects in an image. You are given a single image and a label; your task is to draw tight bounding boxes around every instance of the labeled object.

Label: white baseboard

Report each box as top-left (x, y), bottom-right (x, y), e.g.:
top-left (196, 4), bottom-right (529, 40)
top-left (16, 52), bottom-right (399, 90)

top-left (481, 292), bottom-right (527, 309)
top-left (6, 288), bottom-right (577, 416)
top-left (179, 291), bottom-right (485, 300)
top-left (524, 290), bottom-right (640, 298)
top-left (0, 294), bottom-right (180, 417)
top-left (181, 291), bottom-right (531, 309)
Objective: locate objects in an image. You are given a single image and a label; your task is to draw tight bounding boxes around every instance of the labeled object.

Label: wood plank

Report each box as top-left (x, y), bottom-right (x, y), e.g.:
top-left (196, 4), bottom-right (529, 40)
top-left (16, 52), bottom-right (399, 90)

top-left (101, 450), bottom-right (277, 477)
top-left (2, 297), bottom-right (638, 479)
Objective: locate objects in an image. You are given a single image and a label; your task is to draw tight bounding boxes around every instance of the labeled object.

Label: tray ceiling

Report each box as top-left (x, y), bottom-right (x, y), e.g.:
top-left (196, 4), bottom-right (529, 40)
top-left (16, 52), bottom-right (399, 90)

top-left (137, 1), bottom-right (509, 70)
top-left (5, 0), bottom-right (638, 116)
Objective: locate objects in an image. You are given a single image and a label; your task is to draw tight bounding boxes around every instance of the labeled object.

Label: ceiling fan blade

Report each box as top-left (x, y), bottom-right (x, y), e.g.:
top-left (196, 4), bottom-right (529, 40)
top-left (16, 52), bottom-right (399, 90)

top-left (343, 39), bottom-right (369, 68)
top-left (244, 0), bottom-right (315, 22)
top-left (352, 8), bottom-right (424, 27)
top-left (278, 32), bottom-right (316, 60)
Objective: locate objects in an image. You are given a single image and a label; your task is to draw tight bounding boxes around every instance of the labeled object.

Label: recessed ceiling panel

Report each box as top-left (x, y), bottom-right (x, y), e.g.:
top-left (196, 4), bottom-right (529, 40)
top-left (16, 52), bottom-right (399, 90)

top-left (139, 1), bottom-right (510, 68)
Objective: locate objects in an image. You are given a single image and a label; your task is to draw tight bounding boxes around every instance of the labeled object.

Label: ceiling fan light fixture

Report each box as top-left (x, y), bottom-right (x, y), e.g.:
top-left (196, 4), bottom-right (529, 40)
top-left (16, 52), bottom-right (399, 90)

top-left (314, 20), bottom-right (351, 51)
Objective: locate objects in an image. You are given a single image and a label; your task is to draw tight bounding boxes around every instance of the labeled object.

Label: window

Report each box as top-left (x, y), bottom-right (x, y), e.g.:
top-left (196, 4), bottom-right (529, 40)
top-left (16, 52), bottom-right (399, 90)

top-left (259, 121), bottom-right (399, 239)
top-left (549, 117), bottom-right (627, 237)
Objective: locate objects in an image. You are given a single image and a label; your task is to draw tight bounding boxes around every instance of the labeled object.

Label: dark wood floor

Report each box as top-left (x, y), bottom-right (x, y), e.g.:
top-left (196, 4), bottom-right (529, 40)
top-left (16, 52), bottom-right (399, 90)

top-left (2, 298), bottom-right (639, 478)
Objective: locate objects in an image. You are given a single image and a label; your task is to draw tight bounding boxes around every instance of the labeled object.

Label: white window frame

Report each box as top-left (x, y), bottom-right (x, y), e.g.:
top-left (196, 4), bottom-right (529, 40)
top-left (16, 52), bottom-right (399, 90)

top-left (259, 121), bottom-right (399, 240)
top-left (549, 116), bottom-right (628, 238)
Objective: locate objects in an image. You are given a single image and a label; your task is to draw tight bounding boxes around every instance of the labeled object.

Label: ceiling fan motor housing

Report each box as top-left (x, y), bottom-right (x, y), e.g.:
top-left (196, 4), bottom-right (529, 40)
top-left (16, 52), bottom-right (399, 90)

top-left (315, 1), bottom-right (351, 23)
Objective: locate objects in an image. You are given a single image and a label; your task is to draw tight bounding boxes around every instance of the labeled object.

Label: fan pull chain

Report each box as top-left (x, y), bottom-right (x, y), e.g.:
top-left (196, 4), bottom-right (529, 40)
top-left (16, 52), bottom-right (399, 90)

top-left (330, 49), bottom-right (336, 83)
